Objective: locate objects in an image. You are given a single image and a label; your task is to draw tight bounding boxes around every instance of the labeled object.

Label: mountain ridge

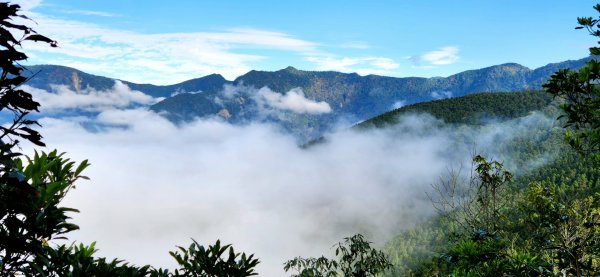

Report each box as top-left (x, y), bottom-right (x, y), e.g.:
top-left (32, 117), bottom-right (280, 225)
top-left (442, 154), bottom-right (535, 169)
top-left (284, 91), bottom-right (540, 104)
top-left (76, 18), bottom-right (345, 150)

top-left (22, 55), bottom-right (596, 142)
top-left (25, 56), bottom-right (593, 94)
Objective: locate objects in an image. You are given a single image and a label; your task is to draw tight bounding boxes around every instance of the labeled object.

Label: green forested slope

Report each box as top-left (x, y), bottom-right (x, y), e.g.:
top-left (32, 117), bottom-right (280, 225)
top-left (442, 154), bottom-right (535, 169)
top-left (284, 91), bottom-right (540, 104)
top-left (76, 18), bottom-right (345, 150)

top-left (370, 89), bottom-right (600, 276)
top-left (358, 90), bottom-right (553, 128)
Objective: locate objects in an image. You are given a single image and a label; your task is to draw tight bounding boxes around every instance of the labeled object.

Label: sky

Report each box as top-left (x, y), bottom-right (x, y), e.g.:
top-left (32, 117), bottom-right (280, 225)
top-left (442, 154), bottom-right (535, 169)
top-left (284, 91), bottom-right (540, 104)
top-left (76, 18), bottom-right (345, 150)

top-left (13, 0), bottom-right (600, 85)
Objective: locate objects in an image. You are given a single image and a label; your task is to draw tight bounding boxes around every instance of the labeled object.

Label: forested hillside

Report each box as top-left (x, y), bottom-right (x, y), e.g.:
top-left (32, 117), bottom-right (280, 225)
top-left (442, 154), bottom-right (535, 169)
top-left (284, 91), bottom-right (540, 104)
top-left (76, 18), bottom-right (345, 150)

top-left (358, 90), bottom-right (554, 127)
top-left (382, 140), bottom-right (598, 276)
top-left (358, 91), bottom-right (572, 276)
top-left (360, 28), bottom-right (600, 275)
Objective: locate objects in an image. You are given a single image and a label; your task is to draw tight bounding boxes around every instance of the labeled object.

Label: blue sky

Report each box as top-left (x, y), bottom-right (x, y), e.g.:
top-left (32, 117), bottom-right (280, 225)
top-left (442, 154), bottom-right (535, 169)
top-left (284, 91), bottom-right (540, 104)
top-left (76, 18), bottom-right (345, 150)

top-left (14, 0), bottom-right (600, 84)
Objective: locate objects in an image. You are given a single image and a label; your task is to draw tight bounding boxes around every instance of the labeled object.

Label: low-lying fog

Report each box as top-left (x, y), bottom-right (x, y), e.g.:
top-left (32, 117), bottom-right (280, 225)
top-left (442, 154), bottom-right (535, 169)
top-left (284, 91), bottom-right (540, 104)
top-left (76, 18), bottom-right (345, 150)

top-left (18, 83), bottom-right (557, 275)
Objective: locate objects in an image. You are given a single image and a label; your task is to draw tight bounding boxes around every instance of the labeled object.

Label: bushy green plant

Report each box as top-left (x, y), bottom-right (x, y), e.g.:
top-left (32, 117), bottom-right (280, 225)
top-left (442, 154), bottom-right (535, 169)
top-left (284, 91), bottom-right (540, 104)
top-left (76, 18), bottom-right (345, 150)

top-left (284, 234), bottom-right (392, 277)
top-left (170, 239), bottom-right (260, 277)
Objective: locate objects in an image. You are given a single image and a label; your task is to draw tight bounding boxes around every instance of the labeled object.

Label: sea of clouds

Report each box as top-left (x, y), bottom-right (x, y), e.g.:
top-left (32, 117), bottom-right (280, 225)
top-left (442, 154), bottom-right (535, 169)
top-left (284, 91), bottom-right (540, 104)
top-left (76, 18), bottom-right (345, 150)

top-left (15, 81), bottom-right (557, 275)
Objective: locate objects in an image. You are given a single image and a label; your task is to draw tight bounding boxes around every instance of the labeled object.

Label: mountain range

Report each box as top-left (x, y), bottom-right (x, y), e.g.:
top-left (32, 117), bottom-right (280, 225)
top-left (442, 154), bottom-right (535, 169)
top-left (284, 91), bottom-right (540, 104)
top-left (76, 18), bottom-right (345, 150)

top-left (22, 56), bottom-right (593, 142)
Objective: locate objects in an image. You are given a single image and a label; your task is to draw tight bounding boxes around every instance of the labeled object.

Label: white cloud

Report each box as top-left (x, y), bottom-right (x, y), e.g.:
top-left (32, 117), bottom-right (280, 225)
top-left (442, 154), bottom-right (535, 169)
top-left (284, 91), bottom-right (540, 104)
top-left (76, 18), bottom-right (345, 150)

top-left (96, 108), bottom-right (166, 126)
top-left (431, 90), bottom-right (453, 100)
top-left (29, 113), bottom-right (450, 276)
top-left (218, 28), bottom-right (319, 53)
top-left (339, 41), bottom-right (370, 49)
top-left (24, 81), bottom-right (157, 112)
top-left (411, 46), bottom-right (460, 67)
top-left (18, 13), bottom-right (322, 84)
top-left (256, 87), bottom-right (332, 114)
top-left (10, 8), bottom-right (404, 84)
top-left (12, 0), bottom-right (42, 11)
top-left (306, 56), bottom-right (399, 76)
top-left (59, 9), bottom-right (119, 17)
top-left (392, 100), bottom-right (406, 109)
top-left (16, 101), bottom-right (557, 276)
top-left (369, 58), bottom-right (400, 70)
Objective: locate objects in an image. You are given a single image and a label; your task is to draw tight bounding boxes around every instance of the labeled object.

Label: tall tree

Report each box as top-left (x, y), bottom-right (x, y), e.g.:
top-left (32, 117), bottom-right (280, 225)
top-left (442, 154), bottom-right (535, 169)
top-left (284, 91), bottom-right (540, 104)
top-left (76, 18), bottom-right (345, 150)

top-left (0, 2), bottom-right (87, 275)
top-left (544, 4), bottom-right (600, 159)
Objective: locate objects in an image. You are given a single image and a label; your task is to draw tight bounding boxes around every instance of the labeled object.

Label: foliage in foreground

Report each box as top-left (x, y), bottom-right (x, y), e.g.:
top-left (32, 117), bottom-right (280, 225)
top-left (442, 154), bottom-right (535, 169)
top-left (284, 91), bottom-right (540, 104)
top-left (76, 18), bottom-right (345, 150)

top-left (284, 234), bottom-right (392, 277)
top-left (169, 239), bottom-right (260, 277)
top-left (544, 4), bottom-right (600, 160)
top-left (0, 2), bottom-right (265, 276)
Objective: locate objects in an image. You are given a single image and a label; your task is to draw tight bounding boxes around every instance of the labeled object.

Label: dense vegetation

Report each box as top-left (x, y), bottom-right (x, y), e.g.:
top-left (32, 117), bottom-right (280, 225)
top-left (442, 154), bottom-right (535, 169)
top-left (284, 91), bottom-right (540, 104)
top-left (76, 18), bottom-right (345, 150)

top-left (362, 92), bottom-right (573, 275)
top-left (349, 75), bottom-right (600, 276)
top-left (358, 90), bottom-right (553, 127)
top-left (382, 147), bottom-right (600, 276)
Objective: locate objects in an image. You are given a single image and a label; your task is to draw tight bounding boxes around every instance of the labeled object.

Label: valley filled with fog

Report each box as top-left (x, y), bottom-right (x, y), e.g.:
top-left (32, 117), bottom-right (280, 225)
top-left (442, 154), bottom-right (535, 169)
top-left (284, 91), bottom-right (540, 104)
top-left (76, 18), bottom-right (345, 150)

top-left (17, 82), bottom-right (558, 275)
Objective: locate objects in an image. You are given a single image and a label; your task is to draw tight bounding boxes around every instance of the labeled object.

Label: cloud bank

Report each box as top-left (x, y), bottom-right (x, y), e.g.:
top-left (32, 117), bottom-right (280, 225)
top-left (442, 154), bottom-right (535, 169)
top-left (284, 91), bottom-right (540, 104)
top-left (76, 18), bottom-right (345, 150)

top-left (21, 119), bottom-right (555, 275)
top-left (15, 85), bottom-right (558, 276)
top-left (24, 81), bottom-right (156, 112)
top-left (256, 87), bottom-right (332, 114)
top-left (30, 112), bottom-right (446, 276)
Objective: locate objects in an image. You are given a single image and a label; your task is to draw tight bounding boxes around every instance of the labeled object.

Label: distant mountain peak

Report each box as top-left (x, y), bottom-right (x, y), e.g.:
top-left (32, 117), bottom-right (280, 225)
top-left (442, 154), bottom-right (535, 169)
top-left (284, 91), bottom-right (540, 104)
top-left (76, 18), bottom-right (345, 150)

top-left (280, 66), bottom-right (302, 74)
top-left (497, 62), bottom-right (530, 70)
top-left (204, 73), bottom-right (226, 81)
